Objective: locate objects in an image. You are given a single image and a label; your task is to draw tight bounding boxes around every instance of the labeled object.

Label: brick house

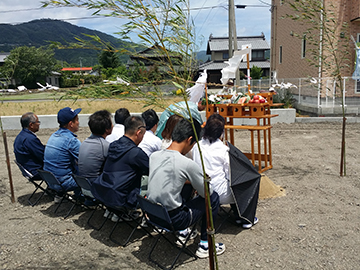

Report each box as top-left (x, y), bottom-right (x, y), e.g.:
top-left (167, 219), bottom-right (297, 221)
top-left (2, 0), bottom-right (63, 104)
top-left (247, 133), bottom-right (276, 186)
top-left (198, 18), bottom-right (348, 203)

top-left (271, 0), bottom-right (360, 94)
top-left (199, 34), bottom-right (271, 85)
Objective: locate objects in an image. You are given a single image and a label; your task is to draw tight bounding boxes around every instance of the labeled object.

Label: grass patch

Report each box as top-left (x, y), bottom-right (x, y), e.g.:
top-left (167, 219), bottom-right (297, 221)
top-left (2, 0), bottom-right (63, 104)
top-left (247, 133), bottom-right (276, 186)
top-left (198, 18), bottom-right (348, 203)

top-left (0, 96), bottom-right (183, 116)
top-left (0, 91), bottom-right (64, 101)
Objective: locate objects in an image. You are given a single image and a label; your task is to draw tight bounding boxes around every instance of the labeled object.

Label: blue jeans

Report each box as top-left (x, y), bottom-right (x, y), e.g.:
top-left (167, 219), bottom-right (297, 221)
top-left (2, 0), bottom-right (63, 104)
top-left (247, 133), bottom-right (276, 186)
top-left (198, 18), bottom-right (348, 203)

top-left (169, 192), bottom-right (220, 241)
top-left (51, 176), bottom-right (81, 197)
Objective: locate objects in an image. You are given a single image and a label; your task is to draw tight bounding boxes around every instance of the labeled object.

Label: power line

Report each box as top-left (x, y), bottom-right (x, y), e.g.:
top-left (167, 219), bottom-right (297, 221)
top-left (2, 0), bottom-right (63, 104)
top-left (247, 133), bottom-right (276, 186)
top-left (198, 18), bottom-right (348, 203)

top-left (0, 6), bottom-right (58, 13)
top-left (5, 16), bottom-right (108, 26)
top-left (0, 4), bottom-right (270, 14)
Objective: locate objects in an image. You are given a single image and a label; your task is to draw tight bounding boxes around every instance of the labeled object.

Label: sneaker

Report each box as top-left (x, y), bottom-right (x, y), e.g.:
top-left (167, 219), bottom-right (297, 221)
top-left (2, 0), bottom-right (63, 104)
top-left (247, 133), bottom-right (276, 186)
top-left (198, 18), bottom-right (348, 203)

top-left (111, 213), bottom-right (120, 223)
top-left (84, 199), bottom-right (97, 209)
top-left (103, 209), bottom-right (112, 219)
top-left (121, 210), bottom-right (141, 222)
top-left (140, 216), bottom-right (148, 228)
top-left (176, 228), bottom-right (198, 246)
top-left (242, 217), bottom-right (259, 229)
top-left (153, 226), bottom-right (165, 233)
top-left (196, 242), bottom-right (226, 259)
top-left (54, 195), bottom-right (62, 204)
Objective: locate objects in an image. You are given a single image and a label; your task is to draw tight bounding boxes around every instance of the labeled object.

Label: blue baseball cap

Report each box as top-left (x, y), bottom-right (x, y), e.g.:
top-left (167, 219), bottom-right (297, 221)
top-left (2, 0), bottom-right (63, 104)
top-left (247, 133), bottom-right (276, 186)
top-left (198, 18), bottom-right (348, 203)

top-left (57, 107), bottom-right (82, 125)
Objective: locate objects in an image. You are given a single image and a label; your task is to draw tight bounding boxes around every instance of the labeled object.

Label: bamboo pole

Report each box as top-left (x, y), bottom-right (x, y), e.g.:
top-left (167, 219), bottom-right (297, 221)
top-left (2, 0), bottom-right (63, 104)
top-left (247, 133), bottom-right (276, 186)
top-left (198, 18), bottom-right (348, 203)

top-left (204, 176), bottom-right (215, 270)
top-left (340, 116), bottom-right (346, 176)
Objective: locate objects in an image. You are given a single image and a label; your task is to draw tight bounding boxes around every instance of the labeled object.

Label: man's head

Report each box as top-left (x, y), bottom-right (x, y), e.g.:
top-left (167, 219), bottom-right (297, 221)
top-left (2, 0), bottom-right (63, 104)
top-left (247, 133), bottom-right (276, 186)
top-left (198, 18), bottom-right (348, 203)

top-left (172, 118), bottom-right (201, 154)
top-left (88, 110), bottom-right (113, 138)
top-left (124, 116), bottom-right (146, 145)
top-left (115, 108), bottom-right (130, 125)
top-left (57, 107), bottom-right (82, 133)
top-left (197, 101), bottom-right (206, 112)
top-left (203, 114), bottom-right (225, 143)
top-left (20, 112), bottom-right (40, 133)
top-left (141, 109), bottom-right (159, 131)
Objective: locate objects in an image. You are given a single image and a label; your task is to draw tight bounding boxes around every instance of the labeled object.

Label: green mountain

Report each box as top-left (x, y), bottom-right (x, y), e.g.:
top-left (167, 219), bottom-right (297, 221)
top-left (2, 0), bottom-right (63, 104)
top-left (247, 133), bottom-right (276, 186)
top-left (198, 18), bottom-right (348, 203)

top-left (196, 50), bottom-right (210, 63)
top-left (0, 19), bottom-right (132, 66)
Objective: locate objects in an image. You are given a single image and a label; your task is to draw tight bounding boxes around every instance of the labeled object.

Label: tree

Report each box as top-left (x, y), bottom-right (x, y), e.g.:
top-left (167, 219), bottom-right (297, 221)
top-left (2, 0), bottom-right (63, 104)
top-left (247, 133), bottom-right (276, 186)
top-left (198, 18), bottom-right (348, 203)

top-left (285, 0), bottom-right (351, 176)
top-left (1, 46), bottom-right (57, 89)
top-left (98, 44), bottom-right (120, 69)
top-left (250, 65), bottom-right (263, 80)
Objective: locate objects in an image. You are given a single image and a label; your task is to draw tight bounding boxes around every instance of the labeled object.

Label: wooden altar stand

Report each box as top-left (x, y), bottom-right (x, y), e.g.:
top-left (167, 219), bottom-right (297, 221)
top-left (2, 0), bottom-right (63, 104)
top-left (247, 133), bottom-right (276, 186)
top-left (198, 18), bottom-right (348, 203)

top-left (206, 101), bottom-right (278, 173)
top-left (224, 114), bottom-right (278, 173)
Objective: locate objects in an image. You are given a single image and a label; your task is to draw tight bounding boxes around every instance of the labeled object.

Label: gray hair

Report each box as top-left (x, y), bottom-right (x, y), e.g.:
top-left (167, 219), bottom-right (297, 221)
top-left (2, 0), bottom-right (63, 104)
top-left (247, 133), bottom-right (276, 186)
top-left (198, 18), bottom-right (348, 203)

top-left (20, 112), bottom-right (37, 128)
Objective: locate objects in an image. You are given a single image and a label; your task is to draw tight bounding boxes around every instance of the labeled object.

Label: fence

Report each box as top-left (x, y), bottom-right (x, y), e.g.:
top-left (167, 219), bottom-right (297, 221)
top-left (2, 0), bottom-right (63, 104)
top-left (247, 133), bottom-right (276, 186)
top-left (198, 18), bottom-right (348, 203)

top-left (234, 77), bottom-right (360, 108)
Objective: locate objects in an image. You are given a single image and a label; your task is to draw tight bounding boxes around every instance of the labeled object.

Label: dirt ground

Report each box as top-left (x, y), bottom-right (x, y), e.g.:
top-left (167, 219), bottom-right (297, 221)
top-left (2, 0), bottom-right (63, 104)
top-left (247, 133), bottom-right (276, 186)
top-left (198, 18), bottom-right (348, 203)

top-left (1, 122), bottom-right (360, 269)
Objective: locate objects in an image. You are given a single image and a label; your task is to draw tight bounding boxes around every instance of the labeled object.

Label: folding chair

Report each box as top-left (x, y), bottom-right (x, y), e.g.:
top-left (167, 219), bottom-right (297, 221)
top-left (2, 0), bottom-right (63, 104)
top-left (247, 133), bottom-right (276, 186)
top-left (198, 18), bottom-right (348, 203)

top-left (72, 176), bottom-right (151, 246)
top-left (106, 205), bottom-right (152, 247)
top-left (72, 174), bottom-right (107, 230)
top-left (216, 205), bottom-right (234, 233)
top-left (37, 169), bottom-right (78, 219)
top-left (137, 194), bottom-right (199, 270)
top-left (14, 160), bottom-right (48, 206)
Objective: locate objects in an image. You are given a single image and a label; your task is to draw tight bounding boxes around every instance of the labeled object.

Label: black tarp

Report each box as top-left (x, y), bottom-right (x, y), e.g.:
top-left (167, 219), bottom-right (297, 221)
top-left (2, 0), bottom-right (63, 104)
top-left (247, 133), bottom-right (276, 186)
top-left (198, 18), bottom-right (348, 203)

top-left (228, 142), bottom-right (261, 224)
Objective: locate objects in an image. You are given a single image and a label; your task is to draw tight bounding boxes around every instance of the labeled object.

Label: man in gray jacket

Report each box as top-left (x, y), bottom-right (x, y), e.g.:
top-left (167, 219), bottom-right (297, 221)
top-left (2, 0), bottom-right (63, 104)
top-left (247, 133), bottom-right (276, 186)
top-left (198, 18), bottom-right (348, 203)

top-left (147, 118), bottom-right (225, 259)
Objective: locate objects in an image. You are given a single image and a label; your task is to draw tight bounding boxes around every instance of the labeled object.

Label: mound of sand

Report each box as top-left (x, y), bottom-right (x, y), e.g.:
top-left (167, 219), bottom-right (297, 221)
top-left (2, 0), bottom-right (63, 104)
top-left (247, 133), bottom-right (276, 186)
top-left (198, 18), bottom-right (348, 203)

top-left (259, 174), bottom-right (286, 199)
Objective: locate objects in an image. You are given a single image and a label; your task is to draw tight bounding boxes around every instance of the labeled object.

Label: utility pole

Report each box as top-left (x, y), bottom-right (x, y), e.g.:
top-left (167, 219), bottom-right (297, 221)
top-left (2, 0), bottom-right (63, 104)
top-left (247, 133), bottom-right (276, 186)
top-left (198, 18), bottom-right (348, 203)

top-left (229, 0), bottom-right (234, 59)
top-left (229, 0), bottom-right (240, 87)
top-left (79, 57), bottom-right (83, 74)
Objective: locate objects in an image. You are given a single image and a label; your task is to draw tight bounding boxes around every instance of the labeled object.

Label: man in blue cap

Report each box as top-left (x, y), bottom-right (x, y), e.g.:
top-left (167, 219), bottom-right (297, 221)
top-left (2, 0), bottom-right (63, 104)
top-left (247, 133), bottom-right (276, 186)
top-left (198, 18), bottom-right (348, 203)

top-left (43, 107), bottom-right (82, 202)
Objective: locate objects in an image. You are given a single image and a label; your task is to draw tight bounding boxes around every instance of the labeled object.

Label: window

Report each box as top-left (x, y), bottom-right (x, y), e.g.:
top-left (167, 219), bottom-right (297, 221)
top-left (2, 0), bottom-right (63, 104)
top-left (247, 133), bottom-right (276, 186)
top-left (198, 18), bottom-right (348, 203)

top-left (357, 33), bottom-right (360, 43)
top-left (252, 50), bottom-right (264, 60)
top-left (48, 78), bottom-right (52, 85)
top-left (279, 46), bottom-right (282, 64)
top-left (301, 34), bottom-right (306, 58)
top-left (223, 52), bottom-right (229, 60)
top-left (356, 79), bottom-right (360, 93)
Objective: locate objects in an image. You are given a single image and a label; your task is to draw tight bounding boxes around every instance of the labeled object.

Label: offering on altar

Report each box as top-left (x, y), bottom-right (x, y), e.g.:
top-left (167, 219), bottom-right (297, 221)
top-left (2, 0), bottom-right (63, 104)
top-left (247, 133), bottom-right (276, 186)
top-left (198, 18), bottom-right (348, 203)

top-left (204, 91), bottom-right (276, 117)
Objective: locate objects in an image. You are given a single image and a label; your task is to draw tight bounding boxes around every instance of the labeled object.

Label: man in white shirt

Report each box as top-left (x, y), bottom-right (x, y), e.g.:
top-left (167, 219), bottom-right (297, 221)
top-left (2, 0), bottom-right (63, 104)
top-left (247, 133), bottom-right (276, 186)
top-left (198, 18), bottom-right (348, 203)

top-left (138, 109), bottom-right (162, 157)
top-left (106, 108), bottom-right (130, 143)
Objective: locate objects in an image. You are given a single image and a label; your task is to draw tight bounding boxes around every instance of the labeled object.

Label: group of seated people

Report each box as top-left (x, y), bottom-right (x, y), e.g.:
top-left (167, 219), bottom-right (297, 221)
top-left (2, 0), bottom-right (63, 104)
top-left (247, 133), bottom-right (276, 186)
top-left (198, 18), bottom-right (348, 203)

top-left (14, 100), bottom-right (258, 259)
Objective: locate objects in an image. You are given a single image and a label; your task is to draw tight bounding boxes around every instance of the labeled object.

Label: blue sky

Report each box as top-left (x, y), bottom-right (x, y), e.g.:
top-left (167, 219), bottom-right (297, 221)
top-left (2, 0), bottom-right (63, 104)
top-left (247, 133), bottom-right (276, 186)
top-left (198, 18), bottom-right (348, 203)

top-left (0, 0), bottom-right (272, 51)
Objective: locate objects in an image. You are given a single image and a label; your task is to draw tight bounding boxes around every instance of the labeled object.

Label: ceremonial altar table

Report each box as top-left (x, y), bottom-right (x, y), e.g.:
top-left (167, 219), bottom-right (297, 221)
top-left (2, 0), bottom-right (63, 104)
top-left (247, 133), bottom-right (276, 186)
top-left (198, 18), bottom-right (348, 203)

top-left (205, 98), bottom-right (279, 173)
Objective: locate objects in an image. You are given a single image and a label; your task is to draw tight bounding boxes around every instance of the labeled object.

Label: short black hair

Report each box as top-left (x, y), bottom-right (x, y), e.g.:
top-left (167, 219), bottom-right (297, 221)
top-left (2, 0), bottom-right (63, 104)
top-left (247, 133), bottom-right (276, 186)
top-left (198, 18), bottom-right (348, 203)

top-left (88, 110), bottom-right (112, 135)
top-left (203, 114), bottom-right (225, 143)
top-left (172, 118), bottom-right (201, 144)
top-left (141, 109), bottom-right (159, 130)
top-left (124, 116), bottom-right (145, 136)
top-left (114, 108), bottom-right (130, 125)
top-left (20, 112), bottom-right (36, 128)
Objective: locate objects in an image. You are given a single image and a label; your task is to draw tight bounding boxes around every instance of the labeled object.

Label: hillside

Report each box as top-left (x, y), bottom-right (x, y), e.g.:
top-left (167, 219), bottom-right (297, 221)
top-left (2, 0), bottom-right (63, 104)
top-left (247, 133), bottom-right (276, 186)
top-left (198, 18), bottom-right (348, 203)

top-left (0, 19), bottom-right (132, 66)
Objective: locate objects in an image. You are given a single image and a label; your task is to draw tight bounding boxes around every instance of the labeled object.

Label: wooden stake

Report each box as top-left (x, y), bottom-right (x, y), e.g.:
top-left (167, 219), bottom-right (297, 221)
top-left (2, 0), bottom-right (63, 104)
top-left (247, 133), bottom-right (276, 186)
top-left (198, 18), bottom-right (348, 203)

top-left (247, 51), bottom-right (251, 94)
top-left (2, 132), bottom-right (15, 203)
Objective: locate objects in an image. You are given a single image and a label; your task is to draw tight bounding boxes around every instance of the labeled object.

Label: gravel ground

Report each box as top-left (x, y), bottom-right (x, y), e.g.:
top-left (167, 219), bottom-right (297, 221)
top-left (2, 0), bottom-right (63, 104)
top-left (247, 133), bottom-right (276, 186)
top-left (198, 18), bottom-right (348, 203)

top-left (1, 122), bottom-right (360, 269)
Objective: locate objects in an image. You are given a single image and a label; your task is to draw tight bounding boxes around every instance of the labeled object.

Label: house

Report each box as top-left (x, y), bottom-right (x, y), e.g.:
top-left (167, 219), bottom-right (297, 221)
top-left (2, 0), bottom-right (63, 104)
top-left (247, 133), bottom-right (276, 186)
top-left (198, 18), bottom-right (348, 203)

top-left (1, 52), bottom-right (60, 88)
top-left (0, 53), bottom-right (10, 67)
top-left (270, 0), bottom-right (360, 92)
top-left (269, 0), bottom-right (360, 115)
top-left (46, 71), bottom-right (61, 87)
top-left (199, 34), bottom-right (271, 85)
top-left (61, 67), bottom-right (94, 75)
top-left (127, 45), bottom-right (182, 74)
top-left (0, 53), bottom-right (16, 88)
